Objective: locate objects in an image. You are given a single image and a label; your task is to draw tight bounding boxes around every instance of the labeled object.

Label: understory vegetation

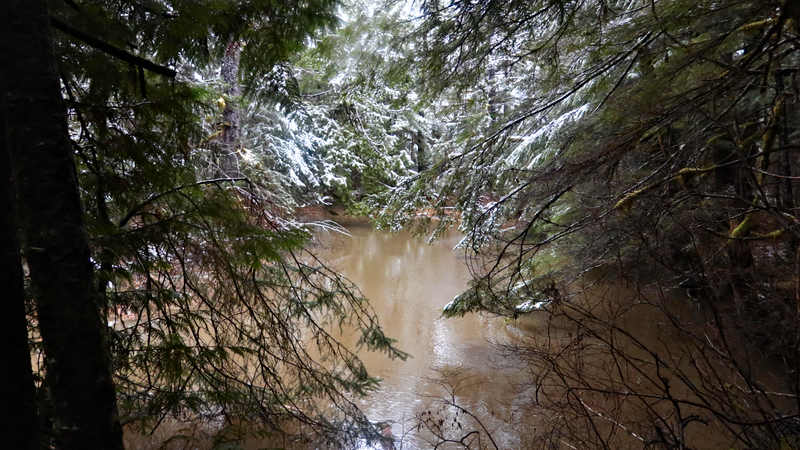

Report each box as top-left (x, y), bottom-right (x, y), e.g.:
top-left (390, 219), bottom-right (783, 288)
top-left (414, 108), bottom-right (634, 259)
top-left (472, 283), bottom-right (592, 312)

top-left (374, 0), bottom-right (800, 448)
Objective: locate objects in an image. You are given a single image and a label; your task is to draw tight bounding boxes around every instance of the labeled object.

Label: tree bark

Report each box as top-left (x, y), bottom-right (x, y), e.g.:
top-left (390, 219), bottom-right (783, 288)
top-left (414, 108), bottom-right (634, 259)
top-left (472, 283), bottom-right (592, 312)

top-left (0, 116), bottom-right (40, 450)
top-left (413, 130), bottom-right (426, 172)
top-left (220, 41), bottom-right (243, 178)
top-left (0, 1), bottom-right (124, 449)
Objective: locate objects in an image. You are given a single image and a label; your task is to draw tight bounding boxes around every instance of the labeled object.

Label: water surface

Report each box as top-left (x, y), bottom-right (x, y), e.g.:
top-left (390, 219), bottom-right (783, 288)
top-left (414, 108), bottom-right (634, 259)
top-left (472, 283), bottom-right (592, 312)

top-left (314, 222), bottom-right (515, 448)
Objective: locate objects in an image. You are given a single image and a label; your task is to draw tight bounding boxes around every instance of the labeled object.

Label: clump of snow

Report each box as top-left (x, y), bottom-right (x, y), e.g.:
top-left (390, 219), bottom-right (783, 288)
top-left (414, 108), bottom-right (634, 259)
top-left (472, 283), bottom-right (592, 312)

top-left (515, 300), bottom-right (549, 313)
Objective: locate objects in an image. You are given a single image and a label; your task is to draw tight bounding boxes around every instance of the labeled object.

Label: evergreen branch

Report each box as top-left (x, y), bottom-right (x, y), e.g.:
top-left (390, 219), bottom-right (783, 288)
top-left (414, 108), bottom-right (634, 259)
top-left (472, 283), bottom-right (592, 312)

top-left (60, 0), bottom-right (80, 11)
top-left (614, 145), bottom-right (800, 211)
top-left (592, 31), bottom-right (655, 114)
top-left (49, 16), bottom-right (177, 78)
top-left (118, 177), bottom-right (247, 228)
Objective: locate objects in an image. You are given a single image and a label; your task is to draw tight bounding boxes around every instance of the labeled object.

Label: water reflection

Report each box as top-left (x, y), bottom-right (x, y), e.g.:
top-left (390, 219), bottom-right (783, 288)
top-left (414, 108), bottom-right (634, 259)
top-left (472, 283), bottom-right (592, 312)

top-left (314, 223), bottom-right (513, 449)
top-left (123, 222), bottom-right (516, 450)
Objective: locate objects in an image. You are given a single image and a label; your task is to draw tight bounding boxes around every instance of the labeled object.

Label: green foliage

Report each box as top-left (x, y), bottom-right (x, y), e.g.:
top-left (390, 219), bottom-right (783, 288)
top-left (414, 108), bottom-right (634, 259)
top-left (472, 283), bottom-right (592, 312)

top-left (382, 0), bottom-right (800, 315)
top-left (377, 0), bottom-right (800, 448)
top-left (46, 0), bottom-right (407, 445)
top-left (275, 0), bottom-right (431, 207)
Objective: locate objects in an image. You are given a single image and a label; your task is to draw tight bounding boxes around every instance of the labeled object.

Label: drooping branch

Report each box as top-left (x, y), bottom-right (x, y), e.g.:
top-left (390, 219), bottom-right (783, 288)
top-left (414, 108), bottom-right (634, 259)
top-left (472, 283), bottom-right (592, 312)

top-left (118, 177), bottom-right (247, 228)
top-left (49, 16), bottom-right (177, 79)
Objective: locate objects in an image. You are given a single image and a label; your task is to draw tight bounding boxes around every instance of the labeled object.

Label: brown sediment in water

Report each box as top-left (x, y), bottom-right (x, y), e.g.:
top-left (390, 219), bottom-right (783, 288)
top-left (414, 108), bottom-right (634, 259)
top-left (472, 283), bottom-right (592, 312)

top-left (118, 224), bottom-right (796, 449)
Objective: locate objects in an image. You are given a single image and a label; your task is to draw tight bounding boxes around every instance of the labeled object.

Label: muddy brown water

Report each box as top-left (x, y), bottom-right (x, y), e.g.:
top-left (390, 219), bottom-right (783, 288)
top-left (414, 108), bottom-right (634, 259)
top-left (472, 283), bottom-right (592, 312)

top-left (124, 219), bottom-right (794, 449)
top-left (123, 221), bottom-right (519, 450)
top-left (316, 222), bottom-right (795, 450)
top-left (312, 222), bottom-right (518, 449)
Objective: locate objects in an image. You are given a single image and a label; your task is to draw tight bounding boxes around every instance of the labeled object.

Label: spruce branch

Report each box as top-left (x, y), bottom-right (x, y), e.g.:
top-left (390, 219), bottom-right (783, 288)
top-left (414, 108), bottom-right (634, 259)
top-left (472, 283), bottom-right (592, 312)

top-left (118, 177), bottom-right (248, 228)
top-left (49, 16), bottom-right (177, 79)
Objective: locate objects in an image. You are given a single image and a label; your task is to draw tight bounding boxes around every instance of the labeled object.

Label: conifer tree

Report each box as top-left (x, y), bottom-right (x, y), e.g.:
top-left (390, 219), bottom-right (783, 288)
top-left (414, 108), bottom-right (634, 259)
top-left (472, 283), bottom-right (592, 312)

top-left (0, 96), bottom-right (41, 450)
top-left (0, 0), bottom-right (409, 447)
top-left (378, 0), bottom-right (800, 448)
top-left (1, 0), bottom-right (124, 449)
top-left (222, 0), bottom-right (432, 211)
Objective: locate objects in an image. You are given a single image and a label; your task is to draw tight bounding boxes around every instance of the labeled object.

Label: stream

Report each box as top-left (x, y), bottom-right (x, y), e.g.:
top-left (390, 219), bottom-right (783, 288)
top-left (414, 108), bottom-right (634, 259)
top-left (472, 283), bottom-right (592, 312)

top-left (314, 220), bottom-right (517, 449)
top-left (123, 218), bottom-right (791, 450)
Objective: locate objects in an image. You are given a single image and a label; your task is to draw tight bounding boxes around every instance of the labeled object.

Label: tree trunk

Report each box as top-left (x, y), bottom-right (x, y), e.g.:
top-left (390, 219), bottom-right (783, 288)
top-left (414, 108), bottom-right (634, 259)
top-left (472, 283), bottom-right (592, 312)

top-left (0, 116), bottom-right (40, 450)
top-left (220, 41), bottom-right (242, 178)
top-left (413, 130), bottom-right (426, 172)
top-left (0, 1), bottom-right (124, 449)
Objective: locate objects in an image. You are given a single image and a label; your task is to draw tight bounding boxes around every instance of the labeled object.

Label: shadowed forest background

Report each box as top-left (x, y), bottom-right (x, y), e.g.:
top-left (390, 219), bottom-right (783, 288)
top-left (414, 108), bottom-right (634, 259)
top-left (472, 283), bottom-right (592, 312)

top-left (2, 0), bottom-right (800, 449)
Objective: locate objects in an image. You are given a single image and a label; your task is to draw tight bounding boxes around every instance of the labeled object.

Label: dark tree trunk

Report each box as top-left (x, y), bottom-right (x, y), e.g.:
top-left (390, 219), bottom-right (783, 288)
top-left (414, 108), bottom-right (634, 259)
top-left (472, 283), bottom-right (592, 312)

top-left (220, 41), bottom-right (242, 178)
top-left (413, 130), bottom-right (426, 172)
top-left (0, 116), bottom-right (40, 450)
top-left (0, 1), bottom-right (124, 449)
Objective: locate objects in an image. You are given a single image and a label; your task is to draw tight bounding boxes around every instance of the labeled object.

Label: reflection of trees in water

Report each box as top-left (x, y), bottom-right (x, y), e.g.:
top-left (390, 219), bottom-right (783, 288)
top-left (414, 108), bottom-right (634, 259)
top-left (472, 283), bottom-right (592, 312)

top-left (406, 366), bottom-right (508, 450)
top-left (499, 281), bottom-right (798, 450)
top-left (95, 194), bottom-right (408, 450)
top-left (403, 281), bottom-right (799, 450)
